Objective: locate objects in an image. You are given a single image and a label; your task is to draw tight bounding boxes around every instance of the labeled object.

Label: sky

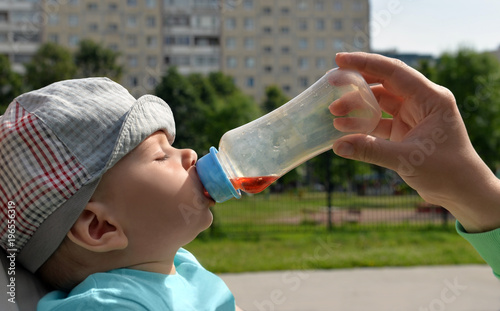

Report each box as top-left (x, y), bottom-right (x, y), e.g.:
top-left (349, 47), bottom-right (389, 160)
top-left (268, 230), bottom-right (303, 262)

top-left (369, 0), bottom-right (500, 57)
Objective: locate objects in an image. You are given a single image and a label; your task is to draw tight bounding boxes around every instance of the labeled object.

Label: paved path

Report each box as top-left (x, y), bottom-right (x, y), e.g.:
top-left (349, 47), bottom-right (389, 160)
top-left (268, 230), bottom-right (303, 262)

top-left (220, 265), bottom-right (500, 311)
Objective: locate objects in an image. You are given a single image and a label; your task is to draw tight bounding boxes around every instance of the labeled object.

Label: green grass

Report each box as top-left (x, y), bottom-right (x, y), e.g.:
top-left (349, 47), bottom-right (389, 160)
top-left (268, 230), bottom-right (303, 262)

top-left (185, 226), bottom-right (485, 274)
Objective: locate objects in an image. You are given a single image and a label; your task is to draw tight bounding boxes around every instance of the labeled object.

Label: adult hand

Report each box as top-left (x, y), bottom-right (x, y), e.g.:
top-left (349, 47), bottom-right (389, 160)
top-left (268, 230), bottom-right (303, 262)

top-left (331, 52), bottom-right (500, 233)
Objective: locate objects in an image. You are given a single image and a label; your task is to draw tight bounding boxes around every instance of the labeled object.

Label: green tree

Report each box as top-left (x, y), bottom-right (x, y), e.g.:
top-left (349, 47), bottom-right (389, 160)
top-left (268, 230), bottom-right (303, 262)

top-left (155, 67), bottom-right (203, 151)
top-left (0, 55), bottom-right (22, 113)
top-left (25, 42), bottom-right (77, 89)
top-left (75, 39), bottom-right (123, 80)
top-left (262, 85), bottom-right (289, 113)
top-left (418, 48), bottom-right (500, 169)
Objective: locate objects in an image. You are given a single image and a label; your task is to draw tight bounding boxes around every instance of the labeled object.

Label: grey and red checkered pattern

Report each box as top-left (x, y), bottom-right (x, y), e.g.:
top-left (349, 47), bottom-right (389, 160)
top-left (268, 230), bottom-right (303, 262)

top-left (0, 77), bottom-right (175, 272)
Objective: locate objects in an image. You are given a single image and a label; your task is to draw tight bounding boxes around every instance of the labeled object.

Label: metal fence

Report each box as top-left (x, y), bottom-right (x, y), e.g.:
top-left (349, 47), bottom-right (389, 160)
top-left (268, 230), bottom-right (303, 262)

top-left (209, 166), bottom-right (454, 236)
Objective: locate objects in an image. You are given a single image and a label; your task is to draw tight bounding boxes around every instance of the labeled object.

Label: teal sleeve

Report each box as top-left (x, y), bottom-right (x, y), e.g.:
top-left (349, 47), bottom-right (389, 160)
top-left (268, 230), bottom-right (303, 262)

top-left (456, 220), bottom-right (500, 278)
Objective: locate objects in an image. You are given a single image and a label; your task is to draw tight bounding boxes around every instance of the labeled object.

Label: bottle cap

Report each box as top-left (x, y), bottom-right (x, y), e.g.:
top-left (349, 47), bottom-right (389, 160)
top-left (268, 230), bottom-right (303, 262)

top-left (196, 147), bottom-right (241, 203)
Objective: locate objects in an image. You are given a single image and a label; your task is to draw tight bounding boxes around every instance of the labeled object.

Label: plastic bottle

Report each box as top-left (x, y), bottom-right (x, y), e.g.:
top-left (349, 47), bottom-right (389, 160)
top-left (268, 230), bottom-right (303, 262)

top-left (196, 68), bottom-right (381, 203)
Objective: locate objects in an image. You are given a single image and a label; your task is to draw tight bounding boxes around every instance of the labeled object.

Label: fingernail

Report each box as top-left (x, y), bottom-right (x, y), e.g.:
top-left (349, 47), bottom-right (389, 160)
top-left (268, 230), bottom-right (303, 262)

top-left (335, 142), bottom-right (354, 157)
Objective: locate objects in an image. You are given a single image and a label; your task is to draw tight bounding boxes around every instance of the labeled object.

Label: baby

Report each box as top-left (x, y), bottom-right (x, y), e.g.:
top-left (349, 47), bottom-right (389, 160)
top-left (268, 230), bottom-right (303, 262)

top-left (0, 78), bottom-right (238, 310)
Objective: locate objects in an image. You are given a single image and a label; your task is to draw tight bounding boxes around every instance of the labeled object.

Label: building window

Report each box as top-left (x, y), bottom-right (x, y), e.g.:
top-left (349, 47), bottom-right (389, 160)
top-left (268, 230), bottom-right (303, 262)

top-left (246, 77), bottom-right (254, 87)
top-left (129, 76), bottom-right (139, 87)
top-left (225, 18), bottom-right (236, 30)
top-left (315, 0), bottom-right (324, 10)
top-left (281, 46), bottom-right (290, 54)
top-left (262, 26), bottom-right (272, 34)
top-left (146, 0), bottom-right (156, 8)
top-left (298, 20), bottom-right (307, 31)
top-left (298, 38), bottom-right (308, 49)
top-left (316, 19), bottom-right (325, 31)
top-left (298, 77), bottom-right (309, 88)
top-left (297, 0), bottom-right (307, 10)
top-left (108, 23), bottom-right (118, 32)
top-left (48, 34), bottom-right (58, 43)
top-left (89, 23), bottom-right (98, 31)
top-left (298, 57), bottom-right (309, 69)
top-left (281, 65), bottom-right (290, 73)
top-left (244, 37), bottom-right (254, 50)
top-left (263, 65), bottom-right (272, 73)
top-left (281, 7), bottom-right (290, 14)
top-left (352, 0), bottom-right (364, 11)
top-left (48, 14), bottom-right (59, 25)
top-left (245, 57), bottom-right (255, 68)
top-left (280, 26), bottom-right (290, 34)
top-left (316, 57), bottom-right (326, 69)
top-left (244, 18), bottom-right (254, 30)
top-left (146, 16), bottom-right (156, 27)
top-left (127, 0), bottom-right (137, 7)
top-left (127, 16), bottom-right (137, 27)
top-left (315, 38), bottom-right (325, 50)
top-left (127, 35), bottom-right (137, 47)
top-left (226, 56), bottom-right (237, 68)
top-left (263, 46), bottom-right (272, 53)
top-left (68, 35), bottom-right (79, 47)
top-left (333, 19), bottom-right (343, 31)
top-left (165, 15), bottom-right (190, 26)
top-left (87, 3), bottom-right (98, 10)
top-left (333, 1), bottom-right (343, 11)
top-left (225, 37), bottom-right (236, 49)
top-left (333, 38), bottom-right (344, 50)
top-left (128, 55), bottom-right (138, 67)
top-left (243, 0), bottom-right (253, 9)
top-left (109, 3), bottom-right (118, 10)
top-left (147, 36), bottom-right (157, 48)
top-left (353, 19), bottom-right (364, 30)
top-left (147, 56), bottom-right (158, 67)
top-left (262, 7), bottom-right (272, 14)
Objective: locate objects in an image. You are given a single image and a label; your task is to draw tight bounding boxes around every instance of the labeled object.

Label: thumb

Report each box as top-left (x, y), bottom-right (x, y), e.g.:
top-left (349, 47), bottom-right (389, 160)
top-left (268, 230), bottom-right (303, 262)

top-left (333, 134), bottom-right (408, 173)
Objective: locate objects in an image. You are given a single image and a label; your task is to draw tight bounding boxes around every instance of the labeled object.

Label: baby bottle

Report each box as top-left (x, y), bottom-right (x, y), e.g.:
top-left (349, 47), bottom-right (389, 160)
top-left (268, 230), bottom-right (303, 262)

top-left (196, 68), bottom-right (381, 203)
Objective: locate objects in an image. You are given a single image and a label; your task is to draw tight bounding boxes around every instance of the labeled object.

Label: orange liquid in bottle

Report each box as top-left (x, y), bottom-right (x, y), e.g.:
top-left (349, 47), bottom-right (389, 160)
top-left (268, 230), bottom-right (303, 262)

top-left (230, 176), bottom-right (279, 194)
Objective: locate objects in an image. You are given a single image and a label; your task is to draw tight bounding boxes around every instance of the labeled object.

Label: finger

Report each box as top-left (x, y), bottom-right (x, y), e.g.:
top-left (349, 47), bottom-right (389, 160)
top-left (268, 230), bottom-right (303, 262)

top-left (334, 118), bottom-right (392, 139)
top-left (329, 90), bottom-right (369, 116)
top-left (370, 118), bottom-right (392, 140)
top-left (370, 84), bottom-right (404, 117)
top-left (332, 134), bottom-right (410, 173)
top-left (335, 52), bottom-right (432, 98)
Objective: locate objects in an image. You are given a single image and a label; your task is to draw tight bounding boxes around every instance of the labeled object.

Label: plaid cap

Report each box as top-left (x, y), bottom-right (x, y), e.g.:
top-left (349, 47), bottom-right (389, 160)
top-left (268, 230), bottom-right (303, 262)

top-left (0, 77), bottom-right (175, 273)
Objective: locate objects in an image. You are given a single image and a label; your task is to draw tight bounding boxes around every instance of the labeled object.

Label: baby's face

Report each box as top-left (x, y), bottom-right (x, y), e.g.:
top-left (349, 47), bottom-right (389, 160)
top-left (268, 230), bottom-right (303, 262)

top-left (94, 131), bottom-right (214, 257)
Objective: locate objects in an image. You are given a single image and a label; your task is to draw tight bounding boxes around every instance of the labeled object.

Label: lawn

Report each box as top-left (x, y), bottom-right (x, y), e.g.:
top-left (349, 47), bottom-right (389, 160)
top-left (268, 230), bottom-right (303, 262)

top-left (185, 226), bottom-right (485, 274)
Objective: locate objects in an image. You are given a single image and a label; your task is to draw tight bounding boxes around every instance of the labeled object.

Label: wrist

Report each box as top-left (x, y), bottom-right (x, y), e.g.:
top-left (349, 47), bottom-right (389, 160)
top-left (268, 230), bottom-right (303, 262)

top-left (439, 162), bottom-right (500, 233)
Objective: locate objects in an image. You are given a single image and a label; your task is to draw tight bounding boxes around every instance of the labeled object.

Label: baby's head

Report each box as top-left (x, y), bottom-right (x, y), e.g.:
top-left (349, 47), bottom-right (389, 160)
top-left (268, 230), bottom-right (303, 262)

top-left (0, 78), bottom-right (214, 290)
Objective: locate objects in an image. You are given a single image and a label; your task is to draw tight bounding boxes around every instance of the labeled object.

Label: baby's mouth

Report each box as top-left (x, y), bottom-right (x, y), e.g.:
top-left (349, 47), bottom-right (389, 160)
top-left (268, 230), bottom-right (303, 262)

top-left (203, 187), bottom-right (213, 201)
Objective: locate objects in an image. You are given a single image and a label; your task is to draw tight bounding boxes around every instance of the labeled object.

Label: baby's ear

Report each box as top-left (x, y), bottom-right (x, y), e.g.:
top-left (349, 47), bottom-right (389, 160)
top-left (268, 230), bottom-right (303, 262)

top-left (67, 201), bottom-right (128, 252)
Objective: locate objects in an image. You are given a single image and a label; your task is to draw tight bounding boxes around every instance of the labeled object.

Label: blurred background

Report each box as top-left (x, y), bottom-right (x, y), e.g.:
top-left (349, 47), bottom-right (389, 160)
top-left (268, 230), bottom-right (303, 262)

top-left (1, 0), bottom-right (500, 272)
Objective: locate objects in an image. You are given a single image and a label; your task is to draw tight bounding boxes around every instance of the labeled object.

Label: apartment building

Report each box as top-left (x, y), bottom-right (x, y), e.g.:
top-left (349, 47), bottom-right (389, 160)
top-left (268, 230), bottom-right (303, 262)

top-left (0, 0), bottom-right (42, 73)
top-left (8, 0), bottom-right (370, 100)
top-left (42, 0), bottom-right (163, 97)
top-left (221, 0), bottom-right (370, 101)
top-left (163, 0), bottom-right (221, 75)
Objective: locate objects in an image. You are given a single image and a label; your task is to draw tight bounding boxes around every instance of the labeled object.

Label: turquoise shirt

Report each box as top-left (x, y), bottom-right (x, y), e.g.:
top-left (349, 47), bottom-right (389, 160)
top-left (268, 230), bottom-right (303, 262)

top-left (37, 248), bottom-right (235, 311)
top-left (457, 221), bottom-right (500, 278)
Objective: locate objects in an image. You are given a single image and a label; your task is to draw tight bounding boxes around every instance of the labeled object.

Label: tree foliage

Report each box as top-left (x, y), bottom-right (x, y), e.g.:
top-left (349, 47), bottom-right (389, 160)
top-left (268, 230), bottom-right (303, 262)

top-left (75, 39), bottom-right (123, 80)
top-left (155, 68), bottom-right (261, 155)
top-left (262, 85), bottom-right (289, 113)
top-left (418, 48), bottom-right (500, 170)
top-left (24, 42), bottom-right (77, 90)
top-left (0, 55), bottom-right (22, 112)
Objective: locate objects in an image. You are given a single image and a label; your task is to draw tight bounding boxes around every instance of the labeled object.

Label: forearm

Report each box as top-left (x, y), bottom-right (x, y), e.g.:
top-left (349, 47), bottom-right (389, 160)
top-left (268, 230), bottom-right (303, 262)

top-left (438, 158), bottom-right (500, 233)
